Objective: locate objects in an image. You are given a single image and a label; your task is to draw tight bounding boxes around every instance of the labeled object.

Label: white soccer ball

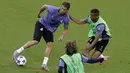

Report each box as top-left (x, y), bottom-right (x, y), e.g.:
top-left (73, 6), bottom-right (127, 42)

top-left (16, 55), bottom-right (27, 66)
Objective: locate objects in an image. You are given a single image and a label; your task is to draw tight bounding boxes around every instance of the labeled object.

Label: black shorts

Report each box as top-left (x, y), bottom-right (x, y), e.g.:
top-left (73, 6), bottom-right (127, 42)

top-left (33, 21), bottom-right (54, 43)
top-left (87, 36), bottom-right (109, 53)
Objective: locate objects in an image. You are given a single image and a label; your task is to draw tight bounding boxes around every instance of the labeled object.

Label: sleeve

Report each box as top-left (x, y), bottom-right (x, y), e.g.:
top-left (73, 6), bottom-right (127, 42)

top-left (82, 55), bottom-right (89, 63)
top-left (58, 59), bottom-right (65, 73)
top-left (81, 55), bottom-right (104, 63)
top-left (87, 58), bottom-right (104, 64)
top-left (96, 23), bottom-right (105, 34)
top-left (46, 5), bottom-right (58, 12)
top-left (84, 18), bottom-right (89, 23)
top-left (64, 15), bottom-right (70, 29)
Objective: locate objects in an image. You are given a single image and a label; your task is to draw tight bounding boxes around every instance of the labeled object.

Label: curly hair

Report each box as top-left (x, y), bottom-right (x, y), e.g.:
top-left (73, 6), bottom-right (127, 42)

top-left (65, 40), bottom-right (77, 56)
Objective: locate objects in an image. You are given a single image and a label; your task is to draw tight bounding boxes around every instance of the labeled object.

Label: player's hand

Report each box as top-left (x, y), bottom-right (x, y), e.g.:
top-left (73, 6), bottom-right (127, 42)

top-left (58, 36), bottom-right (64, 41)
top-left (103, 56), bottom-right (110, 61)
top-left (37, 13), bottom-right (41, 18)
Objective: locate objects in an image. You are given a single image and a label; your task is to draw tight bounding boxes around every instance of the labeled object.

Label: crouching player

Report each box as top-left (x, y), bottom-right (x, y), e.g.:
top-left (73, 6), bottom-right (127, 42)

top-left (58, 40), bottom-right (109, 73)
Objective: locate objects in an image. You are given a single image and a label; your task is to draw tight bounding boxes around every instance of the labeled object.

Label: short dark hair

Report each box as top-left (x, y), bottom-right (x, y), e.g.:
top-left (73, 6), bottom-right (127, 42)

top-left (62, 2), bottom-right (70, 10)
top-left (65, 40), bottom-right (77, 56)
top-left (91, 9), bottom-right (100, 15)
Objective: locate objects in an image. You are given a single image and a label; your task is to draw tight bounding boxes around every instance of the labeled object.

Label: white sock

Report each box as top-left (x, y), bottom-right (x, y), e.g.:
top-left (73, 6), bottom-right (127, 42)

top-left (99, 54), bottom-right (104, 58)
top-left (16, 47), bottom-right (24, 53)
top-left (42, 57), bottom-right (49, 65)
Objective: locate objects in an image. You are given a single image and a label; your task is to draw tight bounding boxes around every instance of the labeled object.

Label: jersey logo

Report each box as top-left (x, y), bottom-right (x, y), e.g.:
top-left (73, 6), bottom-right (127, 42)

top-left (40, 28), bottom-right (43, 31)
top-left (99, 46), bottom-right (103, 51)
top-left (60, 20), bottom-right (63, 23)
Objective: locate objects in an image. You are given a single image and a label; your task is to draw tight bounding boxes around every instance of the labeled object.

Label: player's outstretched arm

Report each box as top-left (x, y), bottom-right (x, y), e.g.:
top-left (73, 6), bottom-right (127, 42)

top-left (69, 14), bottom-right (87, 24)
top-left (37, 4), bottom-right (48, 18)
top-left (82, 55), bottom-right (105, 64)
top-left (58, 28), bottom-right (68, 41)
top-left (89, 34), bottom-right (101, 48)
top-left (87, 58), bottom-right (104, 64)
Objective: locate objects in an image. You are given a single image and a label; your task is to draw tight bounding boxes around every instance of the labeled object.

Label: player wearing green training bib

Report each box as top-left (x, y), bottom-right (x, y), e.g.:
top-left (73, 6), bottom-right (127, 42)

top-left (58, 40), bottom-right (109, 73)
top-left (70, 9), bottom-right (111, 64)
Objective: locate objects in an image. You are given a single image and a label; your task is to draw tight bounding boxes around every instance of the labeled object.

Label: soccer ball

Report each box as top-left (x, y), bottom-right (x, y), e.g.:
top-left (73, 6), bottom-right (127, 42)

top-left (16, 55), bottom-right (27, 66)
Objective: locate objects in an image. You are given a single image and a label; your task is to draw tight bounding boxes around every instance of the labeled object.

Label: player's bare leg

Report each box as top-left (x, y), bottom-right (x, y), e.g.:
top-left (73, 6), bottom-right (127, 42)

top-left (23, 40), bottom-right (39, 48)
top-left (45, 42), bottom-right (54, 57)
top-left (41, 42), bottom-right (54, 71)
top-left (13, 40), bottom-right (39, 62)
top-left (91, 50), bottom-right (101, 59)
top-left (83, 43), bottom-right (92, 56)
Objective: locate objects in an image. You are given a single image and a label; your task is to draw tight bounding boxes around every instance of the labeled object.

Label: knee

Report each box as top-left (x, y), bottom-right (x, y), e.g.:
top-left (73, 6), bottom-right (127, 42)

top-left (47, 42), bottom-right (54, 48)
top-left (32, 40), bottom-right (39, 44)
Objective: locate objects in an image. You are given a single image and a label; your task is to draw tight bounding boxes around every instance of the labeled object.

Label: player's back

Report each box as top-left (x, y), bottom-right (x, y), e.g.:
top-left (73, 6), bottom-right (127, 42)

top-left (61, 53), bottom-right (85, 73)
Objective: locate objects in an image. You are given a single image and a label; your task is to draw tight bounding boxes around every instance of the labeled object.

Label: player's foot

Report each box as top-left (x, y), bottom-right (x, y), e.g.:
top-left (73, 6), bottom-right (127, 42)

top-left (41, 64), bottom-right (49, 72)
top-left (12, 51), bottom-right (19, 62)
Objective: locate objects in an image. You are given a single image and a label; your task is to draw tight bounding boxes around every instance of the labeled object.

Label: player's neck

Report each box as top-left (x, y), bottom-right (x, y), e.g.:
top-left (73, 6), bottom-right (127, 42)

top-left (58, 9), bottom-right (66, 16)
top-left (92, 17), bottom-right (99, 23)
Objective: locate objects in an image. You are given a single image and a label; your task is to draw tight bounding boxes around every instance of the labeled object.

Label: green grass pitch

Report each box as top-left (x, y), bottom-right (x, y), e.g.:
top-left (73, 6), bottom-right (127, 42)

top-left (0, 0), bottom-right (130, 73)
